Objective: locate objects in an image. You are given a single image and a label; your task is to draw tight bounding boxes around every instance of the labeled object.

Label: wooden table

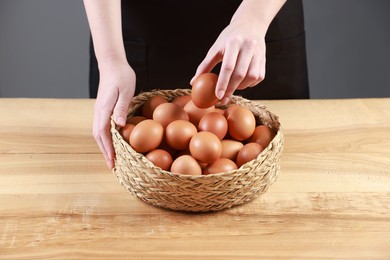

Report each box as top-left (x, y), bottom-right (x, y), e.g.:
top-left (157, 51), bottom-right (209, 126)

top-left (0, 98), bottom-right (389, 259)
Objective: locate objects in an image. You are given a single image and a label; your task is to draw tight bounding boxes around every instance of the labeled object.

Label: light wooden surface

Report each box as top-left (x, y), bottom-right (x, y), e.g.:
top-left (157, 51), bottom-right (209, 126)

top-left (0, 98), bottom-right (389, 259)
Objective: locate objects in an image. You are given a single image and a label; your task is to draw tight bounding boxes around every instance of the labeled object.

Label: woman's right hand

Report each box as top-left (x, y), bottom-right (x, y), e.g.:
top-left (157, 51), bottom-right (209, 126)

top-left (93, 60), bottom-right (136, 169)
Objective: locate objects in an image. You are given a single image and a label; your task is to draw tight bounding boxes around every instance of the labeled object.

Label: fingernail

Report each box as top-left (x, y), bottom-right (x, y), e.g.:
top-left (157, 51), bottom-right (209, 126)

top-left (216, 90), bottom-right (225, 100)
top-left (190, 76), bottom-right (195, 85)
top-left (107, 160), bottom-right (114, 169)
top-left (221, 97), bottom-right (230, 105)
top-left (117, 117), bottom-right (125, 126)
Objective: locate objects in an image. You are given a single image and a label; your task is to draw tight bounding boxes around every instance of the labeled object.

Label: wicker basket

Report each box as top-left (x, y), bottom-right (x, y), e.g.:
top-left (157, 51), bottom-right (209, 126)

top-left (110, 89), bottom-right (284, 212)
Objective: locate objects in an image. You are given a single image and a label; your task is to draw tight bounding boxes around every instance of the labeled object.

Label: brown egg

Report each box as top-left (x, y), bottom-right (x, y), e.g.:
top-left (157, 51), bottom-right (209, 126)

top-left (198, 112), bottom-right (228, 140)
top-left (191, 73), bottom-right (219, 108)
top-left (227, 106), bottom-right (256, 141)
top-left (141, 95), bottom-right (167, 119)
top-left (249, 125), bottom-right (276, 149)
top-left (221, 139), bottom-right (244, 161)
top-left (119, 124), bottom-right (135, 143)
top-left (189, 131), bottom-right (222, 163)
top-left (236, 142), bottom-right (264, 167)
top-left (203, 158), bottom-right (238, 175)
top-left (172, 95), bottom-right (192, 108)
top-left (126, 116), bottom-right (147, 125)
top-left (183, 100), bottom-right (215, 126)
top-left (153, 103), bottom-right (189, 128)
top-left (145, 149), bottom-right (173, 171)
top-left (166, 120), bottom-right (197, 150)
top-left (129, 119), bottom-right (164, 153)
top-left (224, 104), bottom-right (240, 118)
top-left (171, 155), bottom-right (202, 176)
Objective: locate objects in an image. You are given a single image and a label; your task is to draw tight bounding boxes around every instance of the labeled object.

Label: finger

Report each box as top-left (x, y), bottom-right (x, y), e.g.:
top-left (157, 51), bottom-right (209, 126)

top-left (190, 47), bottom-right (222, 85)
top-left (101, 125), bottom-right (115, 169)
top-left (237, 51), bottom-right (263, 90)
top-left (93, 109), bottom-right (105, 156)
top-left (113, 93), bottom-right (131, 127)
top-left (96, 134), bottom-right (113, 169)
top-left (221, 82), bottom-right (236, 104)
top-left (215, 42), bottom-right (240, 100)
top-left (248, 57), bottom-right (266, 88)
top-left (94, 98), bottom-right (115, 169)
top-left (221, 51), bottom-right (251, 98)
top-left (220, 96), bottom-right (231, 105)
top-left (98, 105), bottom-right (116, 169)
top-left (93, 116), bottom-right (111, 168)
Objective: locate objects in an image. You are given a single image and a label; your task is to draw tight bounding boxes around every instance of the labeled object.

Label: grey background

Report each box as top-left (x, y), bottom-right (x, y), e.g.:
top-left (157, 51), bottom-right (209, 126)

top-left (0, 0), bottom-right (389, 99)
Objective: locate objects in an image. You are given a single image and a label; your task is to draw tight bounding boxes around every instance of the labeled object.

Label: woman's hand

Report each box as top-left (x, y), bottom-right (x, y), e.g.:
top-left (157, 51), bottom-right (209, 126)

top-left (191, 0), bottom-right (286, 104)
top-left (84, 0), bottom-right (133, 169)
top-left (191, 20), bottom-right (266, 104)
top-left (93, 60), bottom-right (135, 169)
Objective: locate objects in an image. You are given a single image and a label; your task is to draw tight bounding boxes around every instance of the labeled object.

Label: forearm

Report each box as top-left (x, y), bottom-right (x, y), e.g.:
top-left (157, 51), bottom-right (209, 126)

top-left (231, 0), bottom-right (287, 35)
top-left (83, 0), bottom-right (127, 67)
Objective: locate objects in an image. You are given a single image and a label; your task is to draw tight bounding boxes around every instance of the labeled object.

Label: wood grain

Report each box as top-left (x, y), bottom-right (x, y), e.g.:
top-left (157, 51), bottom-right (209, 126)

top-left (0, 99), bottom-right (97, 154)
top-left (0, 98), bottom-right (389, 259)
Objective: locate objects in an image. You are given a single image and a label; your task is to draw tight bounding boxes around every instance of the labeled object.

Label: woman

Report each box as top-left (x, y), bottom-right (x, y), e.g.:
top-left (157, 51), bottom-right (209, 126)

top-left (84, 0), bottom-right (309, 169)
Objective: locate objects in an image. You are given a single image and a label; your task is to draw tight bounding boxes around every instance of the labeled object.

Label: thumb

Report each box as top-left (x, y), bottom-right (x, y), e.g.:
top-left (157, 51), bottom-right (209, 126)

top-left (113, 94), bottom-right (130, 127)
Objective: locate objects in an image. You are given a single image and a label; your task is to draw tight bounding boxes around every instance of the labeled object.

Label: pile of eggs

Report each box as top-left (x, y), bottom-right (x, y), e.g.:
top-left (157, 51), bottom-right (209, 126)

top-left (119, 73), bottom-right (276, 176)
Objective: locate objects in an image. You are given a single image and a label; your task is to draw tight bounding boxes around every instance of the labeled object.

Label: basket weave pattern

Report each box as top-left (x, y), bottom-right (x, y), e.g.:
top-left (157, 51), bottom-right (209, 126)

top-left (111, 89), bottom-right (284, 212)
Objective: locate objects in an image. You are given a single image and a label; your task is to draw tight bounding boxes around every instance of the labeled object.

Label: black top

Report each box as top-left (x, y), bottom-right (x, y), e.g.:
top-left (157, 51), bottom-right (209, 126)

top-left (89, 0), bottom-right (309, 99)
